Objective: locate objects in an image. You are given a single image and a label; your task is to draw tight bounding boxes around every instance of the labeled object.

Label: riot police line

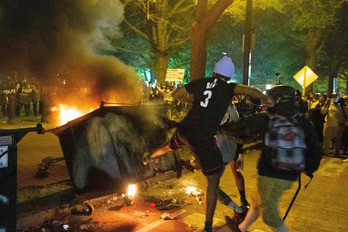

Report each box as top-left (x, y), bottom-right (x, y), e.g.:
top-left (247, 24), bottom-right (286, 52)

top-left (0, 75), bottom-right (41, 122)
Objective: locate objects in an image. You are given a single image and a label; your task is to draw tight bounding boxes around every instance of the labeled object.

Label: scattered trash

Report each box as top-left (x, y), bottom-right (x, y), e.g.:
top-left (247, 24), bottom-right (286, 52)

top-left (42, 156), bottom-right (65, 165)
top-left (35, 157), bottom-right (65, 178)
top-left (160, 213), bottom-right (176, 220)
top-left (79, 224), bottom-right (91, 230)
top-left (52, 220), bottom-right (63, 227)
top-left (105, 195), bottom-right (119, 205)
top-left (196, 196), bottom-right (205, 205)
top-left (108, 204), bottom-right (125, 211)
top-left (135, 210), bottom-right (150, 218)
top-left (35, 163), bottom-right (50, 178)
top-left (155, 199), bottom-right (183, 210)
top-left (71, 202), bottom-right (94, 216)
top-left (123, 194), bottom-right (134, 206)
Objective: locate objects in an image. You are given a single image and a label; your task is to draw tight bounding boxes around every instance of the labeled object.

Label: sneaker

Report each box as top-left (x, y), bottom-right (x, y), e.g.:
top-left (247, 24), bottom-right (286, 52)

top-left (225, 216), bottom-right (242, 232)
top-left (232, 211), bottom-right (246, 224)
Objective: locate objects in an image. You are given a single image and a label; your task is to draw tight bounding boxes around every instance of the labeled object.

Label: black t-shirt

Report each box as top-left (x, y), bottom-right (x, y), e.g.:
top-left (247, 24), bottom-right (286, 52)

top-left (179, 77), bottom-right (237, 138)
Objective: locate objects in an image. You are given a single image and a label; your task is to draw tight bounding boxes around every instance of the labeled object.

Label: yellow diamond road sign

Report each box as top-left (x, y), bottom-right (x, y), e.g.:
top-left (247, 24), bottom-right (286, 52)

top-left (293, 66), bottom-right (318, 88)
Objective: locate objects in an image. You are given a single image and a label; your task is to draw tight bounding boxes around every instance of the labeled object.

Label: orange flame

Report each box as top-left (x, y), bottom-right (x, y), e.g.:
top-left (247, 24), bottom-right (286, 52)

top-left (52, 104), bottom-right (94, 126)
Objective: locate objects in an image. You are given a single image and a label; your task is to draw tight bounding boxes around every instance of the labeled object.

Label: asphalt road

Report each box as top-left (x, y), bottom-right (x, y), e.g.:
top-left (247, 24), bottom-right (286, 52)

top-left (14, 127), bottom-right (348, 232)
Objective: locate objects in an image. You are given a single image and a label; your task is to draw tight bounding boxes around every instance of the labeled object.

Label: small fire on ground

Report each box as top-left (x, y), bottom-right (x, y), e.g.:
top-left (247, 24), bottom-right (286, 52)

top-left (51, 104), bottom-right (95, 126)
top-left (185, 186), bottom-right (205, 205)
top-left (185, 186), bottom-right (201, 196)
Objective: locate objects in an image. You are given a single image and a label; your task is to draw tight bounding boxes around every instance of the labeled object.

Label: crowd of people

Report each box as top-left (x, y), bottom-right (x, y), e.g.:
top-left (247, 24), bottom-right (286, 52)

top-left (0, 72), bottom-right (41, 119)
top-left (143, 81), bottom-right (187, 121)
top-left (296, 91), bottom-right (348, 158)
top-left (146, 55), bottom-right (326, 232)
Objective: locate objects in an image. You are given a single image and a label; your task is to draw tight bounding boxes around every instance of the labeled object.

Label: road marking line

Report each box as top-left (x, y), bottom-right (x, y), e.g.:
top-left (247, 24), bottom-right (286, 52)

top-left (316, 157), bottom-right (348, 177)
top-left (135, 209), bottom-right (186, 232)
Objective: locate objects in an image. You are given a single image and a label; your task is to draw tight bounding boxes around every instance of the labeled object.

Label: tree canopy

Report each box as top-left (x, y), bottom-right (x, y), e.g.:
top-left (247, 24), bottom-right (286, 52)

top-left (105, 0), bottom-right (347, 93)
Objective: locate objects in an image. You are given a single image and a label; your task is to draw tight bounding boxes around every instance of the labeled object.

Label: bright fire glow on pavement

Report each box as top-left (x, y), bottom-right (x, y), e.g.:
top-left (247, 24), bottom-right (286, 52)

top-left (185, 186), bottom-right (200, 196)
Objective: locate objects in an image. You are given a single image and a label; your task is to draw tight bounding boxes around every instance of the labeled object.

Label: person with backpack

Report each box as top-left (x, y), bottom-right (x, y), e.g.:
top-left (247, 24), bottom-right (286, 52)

top-left (222, 85), bottom-right (322, 232)
top-left (149, 55), bottom-right (272, 232)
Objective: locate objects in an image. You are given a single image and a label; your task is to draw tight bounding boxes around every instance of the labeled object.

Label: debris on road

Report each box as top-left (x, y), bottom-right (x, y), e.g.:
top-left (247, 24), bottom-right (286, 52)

top-left (135, 210), bottom-right (150, 218)
top-left (80, 224), bottom-right (91, 230)
top-left (52, 220), bottom-right (63, 227)
top-left (160, 213), bottom-right (176, 220)
top-left (196, 196), bottom-right (205, 205)
top-left (35, 156), bottom-right (65, 178)
top-left (155, 198), bottom-right (184, 210)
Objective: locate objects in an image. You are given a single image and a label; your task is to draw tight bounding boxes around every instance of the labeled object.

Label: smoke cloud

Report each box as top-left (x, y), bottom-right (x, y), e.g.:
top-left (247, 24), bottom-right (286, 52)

top-left (0, 0), bottom-right (143, 104)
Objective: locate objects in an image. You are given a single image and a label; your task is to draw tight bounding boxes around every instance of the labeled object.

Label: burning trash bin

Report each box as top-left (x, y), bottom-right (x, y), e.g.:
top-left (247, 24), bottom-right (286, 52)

top-left (48, 104), bottom-right (178, 200)
top-left (0, 124), bottom-right (44, 231)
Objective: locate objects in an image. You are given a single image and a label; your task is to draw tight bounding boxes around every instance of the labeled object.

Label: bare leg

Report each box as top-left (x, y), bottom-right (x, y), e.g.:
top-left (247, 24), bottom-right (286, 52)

top-left (150, 144), bottom-right (173, 158)
top-left (230, 160), bottom-right (245, 192)
top-left (230, 160), bottom-right (248, 207)
top-left (238, 205), bottom-right (260, 232)
top-left (205, 173), bottom-right (220, 225)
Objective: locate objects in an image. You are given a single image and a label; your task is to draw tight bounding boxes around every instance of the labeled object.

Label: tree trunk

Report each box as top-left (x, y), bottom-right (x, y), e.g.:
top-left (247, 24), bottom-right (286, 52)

top-left (305, 28), bottom-right (327, 94)
top-left (190, 0), bottom-right (234, 81)
top-left (190, 22), bottom-right (208, 81)
top-left (154, 53), bottom-right (170, 84)
top-left (152, 0), bottom-right (170, 84)
top-left (305, 28), bottom-right (327, 70)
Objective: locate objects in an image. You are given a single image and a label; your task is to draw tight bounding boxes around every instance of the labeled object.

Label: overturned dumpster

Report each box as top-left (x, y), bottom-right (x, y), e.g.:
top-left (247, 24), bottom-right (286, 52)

top-left (49, 104), bottom-right (178, 199)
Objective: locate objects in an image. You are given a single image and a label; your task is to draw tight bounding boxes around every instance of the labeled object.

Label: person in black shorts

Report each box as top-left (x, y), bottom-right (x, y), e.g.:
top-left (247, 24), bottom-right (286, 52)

top-left (150, 55), bottom-right (272, 232)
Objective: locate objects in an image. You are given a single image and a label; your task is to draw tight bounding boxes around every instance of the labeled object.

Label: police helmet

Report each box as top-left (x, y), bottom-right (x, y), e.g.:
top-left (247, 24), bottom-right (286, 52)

top-left (267, 85), bottom-right (297, 116)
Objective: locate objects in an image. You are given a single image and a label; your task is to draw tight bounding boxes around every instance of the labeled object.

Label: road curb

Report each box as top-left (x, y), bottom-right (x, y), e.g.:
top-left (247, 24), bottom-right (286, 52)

top-left (17, 203), bottom-right (73, 230)
top-left (17, 170), bottom-right (180, 230)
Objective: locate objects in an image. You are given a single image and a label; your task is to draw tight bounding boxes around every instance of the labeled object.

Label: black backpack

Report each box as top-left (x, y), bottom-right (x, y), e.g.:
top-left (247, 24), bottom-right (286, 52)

top-left (264, 114), bottom-right (306, 170)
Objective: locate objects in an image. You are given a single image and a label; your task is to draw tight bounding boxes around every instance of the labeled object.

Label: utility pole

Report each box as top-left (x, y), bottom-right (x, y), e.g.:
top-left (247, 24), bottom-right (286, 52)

top-left (243, 0), bottom-right (252, 85)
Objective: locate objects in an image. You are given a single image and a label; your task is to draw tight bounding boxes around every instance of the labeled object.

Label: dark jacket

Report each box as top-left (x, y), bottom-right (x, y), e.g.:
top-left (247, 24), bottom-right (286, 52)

top-left (221, 112), bottom-right (322, 181)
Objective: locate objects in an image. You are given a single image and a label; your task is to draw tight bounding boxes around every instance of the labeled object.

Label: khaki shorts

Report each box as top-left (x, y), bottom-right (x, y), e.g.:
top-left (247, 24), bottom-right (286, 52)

top-left (252, 175), bottom-right (293, 228)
